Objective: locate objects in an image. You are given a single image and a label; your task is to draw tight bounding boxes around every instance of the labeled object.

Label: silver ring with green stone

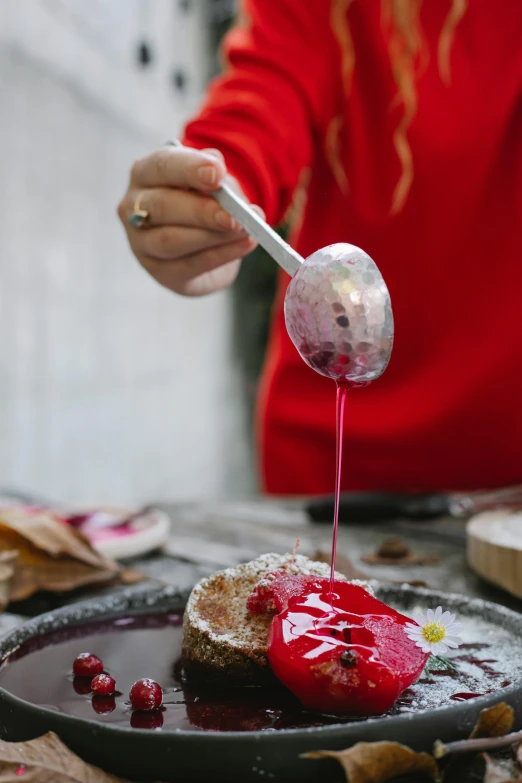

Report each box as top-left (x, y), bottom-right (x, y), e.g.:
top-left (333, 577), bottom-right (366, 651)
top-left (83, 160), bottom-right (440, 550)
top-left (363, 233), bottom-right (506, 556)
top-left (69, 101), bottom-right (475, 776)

top-left (129, 193), bottom-right (149, 228)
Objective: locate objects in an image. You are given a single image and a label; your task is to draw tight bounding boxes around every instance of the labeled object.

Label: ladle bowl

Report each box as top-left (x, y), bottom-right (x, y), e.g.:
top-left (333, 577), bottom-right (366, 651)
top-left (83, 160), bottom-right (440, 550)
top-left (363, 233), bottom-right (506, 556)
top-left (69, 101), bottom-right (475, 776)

top-left (284, 243), bottom-right (393, 384)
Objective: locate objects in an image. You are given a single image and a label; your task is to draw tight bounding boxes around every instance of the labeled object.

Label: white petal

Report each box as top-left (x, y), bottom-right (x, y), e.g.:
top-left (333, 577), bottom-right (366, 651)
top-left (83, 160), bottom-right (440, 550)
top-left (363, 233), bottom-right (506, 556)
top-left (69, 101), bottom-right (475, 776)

top-left (405, 623), bottom-right (421, 633)
top-left (426, 608), bottom-right (435, 622)
top-left (406, 632), bottom-right (422, 642)
top-left (434, 606), bottom-right (443, 621)
top-left (434, 641), bottom-right (448, 655)
top-left (440, 611), bottom-right (453, 626)
top-left (406, 634), bottom-right (422, 644)
top-left (412, 612), bottom-right (426, 626)
top-left (416, 640), bottom-right (432, 653)
top-left (445, 635), bottom-right (463, 647)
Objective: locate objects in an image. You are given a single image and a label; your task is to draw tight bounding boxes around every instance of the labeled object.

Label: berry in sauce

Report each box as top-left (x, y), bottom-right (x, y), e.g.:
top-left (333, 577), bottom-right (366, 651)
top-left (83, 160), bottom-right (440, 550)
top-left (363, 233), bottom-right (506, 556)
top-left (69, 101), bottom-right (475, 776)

top-left (72, 653), bottom-right (103, 678)
top-left (129, 678), bottom-right (163, 711)
top-left (91, 673), bottom-right (116, 695)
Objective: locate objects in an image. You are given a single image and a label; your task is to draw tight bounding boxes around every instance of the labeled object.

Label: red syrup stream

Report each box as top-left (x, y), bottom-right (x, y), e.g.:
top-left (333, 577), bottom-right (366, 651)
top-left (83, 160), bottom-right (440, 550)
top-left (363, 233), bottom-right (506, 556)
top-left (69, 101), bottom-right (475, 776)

top-left (330, 382), bottom-right (348, 590)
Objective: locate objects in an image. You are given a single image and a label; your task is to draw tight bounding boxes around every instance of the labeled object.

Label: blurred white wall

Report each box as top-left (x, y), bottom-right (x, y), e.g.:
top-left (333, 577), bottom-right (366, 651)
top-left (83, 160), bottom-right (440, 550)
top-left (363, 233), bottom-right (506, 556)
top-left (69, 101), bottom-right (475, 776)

top-left (0, 0), bottom-right (253, 505)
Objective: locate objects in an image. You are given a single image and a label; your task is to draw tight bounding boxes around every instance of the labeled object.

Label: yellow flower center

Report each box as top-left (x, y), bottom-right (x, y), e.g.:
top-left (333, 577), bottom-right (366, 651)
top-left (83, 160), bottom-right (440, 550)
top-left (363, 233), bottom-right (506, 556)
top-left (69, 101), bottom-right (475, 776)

top-left (422, 621), bottom-right (446, 643)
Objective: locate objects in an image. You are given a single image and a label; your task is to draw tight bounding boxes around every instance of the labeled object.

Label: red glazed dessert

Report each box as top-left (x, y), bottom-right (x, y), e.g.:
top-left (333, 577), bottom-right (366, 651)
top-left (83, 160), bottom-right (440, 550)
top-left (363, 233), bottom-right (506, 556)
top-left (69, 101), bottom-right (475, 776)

top-left (262, 574), bottom-right (429, 716)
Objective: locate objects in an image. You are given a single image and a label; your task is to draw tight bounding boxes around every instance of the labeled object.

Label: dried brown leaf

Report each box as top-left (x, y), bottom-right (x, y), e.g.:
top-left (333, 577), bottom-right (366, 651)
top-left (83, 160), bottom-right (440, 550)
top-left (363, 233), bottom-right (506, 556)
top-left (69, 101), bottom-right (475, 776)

top-left (304, 740), bottom-right (438, 783)
top-left (471, 703), bottom-right (515, 739)
top-left (0, 551), bottom-right (18, 611)
top-left (482, 753), bottom-right (522, 783)
top-left (0, 731), bottom-right (131, 782)
top-left (0, 509), bottom-right (103, 566)
top-left (362, 536), bottom-right (439, 566)
top-left (0, 509), bottom-right (119, 602)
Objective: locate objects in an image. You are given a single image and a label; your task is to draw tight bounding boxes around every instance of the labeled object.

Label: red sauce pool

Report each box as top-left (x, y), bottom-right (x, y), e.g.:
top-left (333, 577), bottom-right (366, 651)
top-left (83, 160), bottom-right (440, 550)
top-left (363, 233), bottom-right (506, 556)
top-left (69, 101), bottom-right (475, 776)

top-left (0, 614), bottom-right (364, 732)
top-left (0, 614), bottom-right (507, 732)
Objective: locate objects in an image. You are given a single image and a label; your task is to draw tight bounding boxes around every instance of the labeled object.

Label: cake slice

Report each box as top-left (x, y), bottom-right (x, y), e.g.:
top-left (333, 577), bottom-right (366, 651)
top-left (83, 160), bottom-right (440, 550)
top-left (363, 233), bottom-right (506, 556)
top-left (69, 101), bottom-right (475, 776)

top-left (182, 552), bottom-right (370, 686)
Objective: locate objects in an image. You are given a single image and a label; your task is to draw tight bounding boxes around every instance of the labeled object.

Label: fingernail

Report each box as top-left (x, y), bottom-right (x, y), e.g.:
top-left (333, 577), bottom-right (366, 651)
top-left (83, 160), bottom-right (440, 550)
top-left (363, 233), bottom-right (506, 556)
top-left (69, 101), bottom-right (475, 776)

top-left (215, 210), bottom-right (239, 231)
top-left (203, 148), bottom-right (225, 162)
top-left (198, 165), bottom-right (217, 187)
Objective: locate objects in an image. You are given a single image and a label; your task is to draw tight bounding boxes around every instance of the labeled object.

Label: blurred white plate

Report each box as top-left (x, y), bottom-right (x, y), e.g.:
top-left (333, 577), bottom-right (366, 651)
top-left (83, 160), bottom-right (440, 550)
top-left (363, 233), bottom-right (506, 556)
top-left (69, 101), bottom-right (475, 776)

top-left (69, 506), bottom-right (171, 561)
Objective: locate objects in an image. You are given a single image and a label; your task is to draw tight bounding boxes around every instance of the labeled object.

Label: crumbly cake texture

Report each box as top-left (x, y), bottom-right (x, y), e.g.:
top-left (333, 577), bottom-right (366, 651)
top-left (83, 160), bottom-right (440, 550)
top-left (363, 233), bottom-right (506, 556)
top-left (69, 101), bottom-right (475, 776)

top-left (182, 552), bottom-right (372, 686)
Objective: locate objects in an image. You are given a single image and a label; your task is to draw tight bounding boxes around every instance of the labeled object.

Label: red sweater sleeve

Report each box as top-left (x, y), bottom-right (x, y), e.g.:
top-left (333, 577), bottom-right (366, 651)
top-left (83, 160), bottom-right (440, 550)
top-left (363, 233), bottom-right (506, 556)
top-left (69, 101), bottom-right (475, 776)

top-left (182, 0), bottom-right (335, 225)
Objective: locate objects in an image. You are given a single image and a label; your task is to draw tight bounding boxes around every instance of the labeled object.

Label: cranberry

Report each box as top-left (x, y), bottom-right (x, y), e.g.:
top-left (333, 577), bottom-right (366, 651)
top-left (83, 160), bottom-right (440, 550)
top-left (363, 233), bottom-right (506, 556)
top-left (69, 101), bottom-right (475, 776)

top-left (72, 677), bottom-right (93, 695)
top-left (91, 673), bottom-right (116, 695)
top-left (129, 679), bottom-right (163, 711)
top-left (73, 653), bottom-right (103, 677)
top-left (92, 695), bottom-right (116, 715)
top-left (130, 709), bottom-right (164, 730)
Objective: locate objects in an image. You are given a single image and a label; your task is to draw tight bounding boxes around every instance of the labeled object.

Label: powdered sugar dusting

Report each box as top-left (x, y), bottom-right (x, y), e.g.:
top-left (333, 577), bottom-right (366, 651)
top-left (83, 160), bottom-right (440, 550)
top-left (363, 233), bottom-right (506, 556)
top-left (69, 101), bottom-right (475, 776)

top-left (0, 581), bottom-right (521, 742)
top-left (389, 606), bottom-right (522, 715)
top-left (184, 553), bottom-right (372, 652)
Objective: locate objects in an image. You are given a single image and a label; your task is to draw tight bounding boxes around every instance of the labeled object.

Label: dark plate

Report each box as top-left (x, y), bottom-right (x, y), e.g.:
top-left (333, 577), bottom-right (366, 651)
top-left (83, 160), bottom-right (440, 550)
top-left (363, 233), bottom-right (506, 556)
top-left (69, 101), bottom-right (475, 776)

top-left (0, 583), bottom-right (521, 783)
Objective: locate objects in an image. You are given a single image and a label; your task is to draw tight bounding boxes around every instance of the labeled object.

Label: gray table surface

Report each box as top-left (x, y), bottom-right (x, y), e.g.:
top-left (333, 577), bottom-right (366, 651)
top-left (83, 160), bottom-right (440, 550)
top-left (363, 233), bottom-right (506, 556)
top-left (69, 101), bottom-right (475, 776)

top-left (2, 499), bottom-right (521, 626)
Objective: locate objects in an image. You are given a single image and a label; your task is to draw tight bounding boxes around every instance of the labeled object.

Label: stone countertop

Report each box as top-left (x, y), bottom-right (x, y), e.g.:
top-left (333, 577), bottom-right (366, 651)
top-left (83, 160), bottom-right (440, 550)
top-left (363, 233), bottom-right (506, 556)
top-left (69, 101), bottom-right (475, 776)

top-left (149, 499), bottom-right (522, 611)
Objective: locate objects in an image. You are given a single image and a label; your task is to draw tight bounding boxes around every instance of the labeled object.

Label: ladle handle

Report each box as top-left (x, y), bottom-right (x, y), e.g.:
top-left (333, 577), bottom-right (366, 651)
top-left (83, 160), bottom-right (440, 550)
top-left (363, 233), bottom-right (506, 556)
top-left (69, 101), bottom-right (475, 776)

top-left (168, 140), bottom-right (303, 278)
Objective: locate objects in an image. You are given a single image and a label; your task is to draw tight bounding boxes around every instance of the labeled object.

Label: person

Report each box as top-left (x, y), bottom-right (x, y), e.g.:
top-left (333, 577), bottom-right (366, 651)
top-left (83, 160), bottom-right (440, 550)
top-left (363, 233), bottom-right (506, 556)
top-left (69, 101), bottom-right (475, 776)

top-left (118, 0), bottom-right (522, 496)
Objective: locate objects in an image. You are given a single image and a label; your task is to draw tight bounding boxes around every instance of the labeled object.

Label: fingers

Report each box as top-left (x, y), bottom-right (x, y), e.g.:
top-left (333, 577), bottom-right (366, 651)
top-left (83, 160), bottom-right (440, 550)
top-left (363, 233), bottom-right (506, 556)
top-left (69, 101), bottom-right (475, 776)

top-left (135, 224), bottom-right (248, 261)
top-left (131, 146), bottom-right (227, 192)
top-left (140, 235), bottom-right (258, 296)
top-left (122, 187), bottom-right (243, 232)
top-left (201, 148), bottom-right (225, 163)
top-left (119, 143), bottom-right (265, 297)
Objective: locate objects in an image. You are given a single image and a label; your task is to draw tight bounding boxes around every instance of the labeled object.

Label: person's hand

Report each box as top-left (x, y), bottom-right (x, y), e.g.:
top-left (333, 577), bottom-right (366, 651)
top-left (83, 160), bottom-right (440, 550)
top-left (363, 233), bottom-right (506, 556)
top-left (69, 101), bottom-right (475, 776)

top-left (118, 146), bottom-right (263, 297)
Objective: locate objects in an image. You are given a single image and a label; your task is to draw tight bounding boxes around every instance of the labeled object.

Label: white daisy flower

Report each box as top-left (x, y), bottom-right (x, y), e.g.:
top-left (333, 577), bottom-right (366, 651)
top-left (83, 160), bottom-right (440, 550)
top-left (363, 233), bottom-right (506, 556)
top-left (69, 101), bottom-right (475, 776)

top-left (404, 606), bottom-right (463, 655)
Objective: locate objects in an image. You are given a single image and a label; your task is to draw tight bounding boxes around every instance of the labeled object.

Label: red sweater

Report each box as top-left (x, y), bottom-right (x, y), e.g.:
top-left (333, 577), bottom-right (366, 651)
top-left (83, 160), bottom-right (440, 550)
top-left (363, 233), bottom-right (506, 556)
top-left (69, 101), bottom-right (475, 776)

top-left (184, 0), bottom-right (522, 495)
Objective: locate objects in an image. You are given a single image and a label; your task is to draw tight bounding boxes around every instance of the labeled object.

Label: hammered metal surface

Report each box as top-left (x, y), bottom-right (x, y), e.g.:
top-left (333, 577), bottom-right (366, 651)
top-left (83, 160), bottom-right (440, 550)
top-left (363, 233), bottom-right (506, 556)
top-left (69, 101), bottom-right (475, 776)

top-left (284, 243), bottom-right (394, 384)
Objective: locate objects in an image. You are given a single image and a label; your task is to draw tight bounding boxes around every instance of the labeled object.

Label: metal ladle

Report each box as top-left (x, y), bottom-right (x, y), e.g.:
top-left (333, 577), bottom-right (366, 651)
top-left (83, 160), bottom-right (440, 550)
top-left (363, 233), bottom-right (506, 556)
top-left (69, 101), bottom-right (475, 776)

top-left (171, 141), bottom-right (394, 385)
